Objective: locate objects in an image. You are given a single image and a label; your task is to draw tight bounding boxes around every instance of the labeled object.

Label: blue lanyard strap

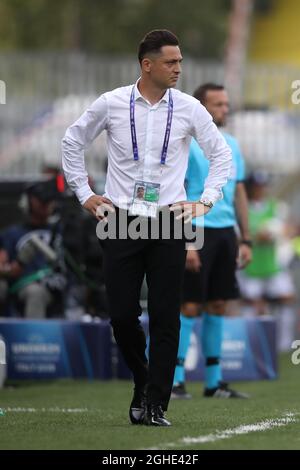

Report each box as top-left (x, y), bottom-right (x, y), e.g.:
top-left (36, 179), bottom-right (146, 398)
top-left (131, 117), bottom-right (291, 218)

top-left (130, 86), bottom-right (173, 166)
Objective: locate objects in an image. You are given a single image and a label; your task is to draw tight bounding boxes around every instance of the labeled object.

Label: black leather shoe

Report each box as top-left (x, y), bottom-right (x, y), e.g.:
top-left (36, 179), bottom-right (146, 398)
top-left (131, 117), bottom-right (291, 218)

top-left (171, 382), bottom-right (192, 400)
top-left (129, 386), bottom-right (147, 425)
top-left (204, 381), bottom-right (250, 399)
top-left (143, 404), bottom-right (171, 427)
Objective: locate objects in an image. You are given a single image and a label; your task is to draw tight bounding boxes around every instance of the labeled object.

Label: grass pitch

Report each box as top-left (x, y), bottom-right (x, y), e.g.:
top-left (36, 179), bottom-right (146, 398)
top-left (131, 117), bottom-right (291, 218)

top-left (0, 354), bottom-right (299, 450)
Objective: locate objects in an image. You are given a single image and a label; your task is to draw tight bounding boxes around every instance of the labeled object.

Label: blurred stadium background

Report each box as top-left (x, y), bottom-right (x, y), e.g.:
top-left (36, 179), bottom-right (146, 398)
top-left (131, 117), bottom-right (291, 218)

top-left (0, 0), bottom-right (300, 451)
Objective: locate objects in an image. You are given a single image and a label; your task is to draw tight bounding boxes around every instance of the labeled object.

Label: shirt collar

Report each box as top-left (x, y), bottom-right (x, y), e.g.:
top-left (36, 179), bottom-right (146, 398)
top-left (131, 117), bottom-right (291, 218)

top-left (134, 79), bottom-right (169, 104)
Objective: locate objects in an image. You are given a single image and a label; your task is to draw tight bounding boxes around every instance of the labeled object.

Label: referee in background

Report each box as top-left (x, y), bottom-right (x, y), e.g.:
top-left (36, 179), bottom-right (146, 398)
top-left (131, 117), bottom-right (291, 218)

top-left (172, 84), bottom-right (252, 400)
top-left (62, 30), bottom-right (232, 426)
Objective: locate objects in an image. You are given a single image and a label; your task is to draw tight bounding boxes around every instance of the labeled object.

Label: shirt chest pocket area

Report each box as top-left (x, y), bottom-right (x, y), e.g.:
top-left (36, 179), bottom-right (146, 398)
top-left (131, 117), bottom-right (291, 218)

top-left (109, 118), bottom-right (132, 154)
top-left (152, 113), bottom-right (187, 155)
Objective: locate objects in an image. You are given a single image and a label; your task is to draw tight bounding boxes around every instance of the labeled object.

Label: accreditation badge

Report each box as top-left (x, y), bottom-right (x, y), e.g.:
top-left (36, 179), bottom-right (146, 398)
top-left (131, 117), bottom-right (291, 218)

top-left (129, 180), bottom-right (161, 218)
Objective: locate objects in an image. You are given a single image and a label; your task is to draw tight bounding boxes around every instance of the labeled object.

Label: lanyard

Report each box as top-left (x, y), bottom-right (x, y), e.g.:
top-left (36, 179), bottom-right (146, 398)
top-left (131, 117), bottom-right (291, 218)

top-left (130, 86), bottom-right (173, 166)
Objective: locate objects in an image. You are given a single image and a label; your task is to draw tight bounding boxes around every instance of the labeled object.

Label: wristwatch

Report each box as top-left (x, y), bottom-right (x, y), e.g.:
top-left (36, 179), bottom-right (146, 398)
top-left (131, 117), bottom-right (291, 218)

top-left (199, 198), bottom-right (214, 209)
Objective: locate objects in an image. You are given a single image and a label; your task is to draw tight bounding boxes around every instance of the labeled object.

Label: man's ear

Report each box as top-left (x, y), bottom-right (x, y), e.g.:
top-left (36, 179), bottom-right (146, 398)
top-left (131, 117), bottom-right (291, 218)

top-left (141, 57), bottom-right (152, 73)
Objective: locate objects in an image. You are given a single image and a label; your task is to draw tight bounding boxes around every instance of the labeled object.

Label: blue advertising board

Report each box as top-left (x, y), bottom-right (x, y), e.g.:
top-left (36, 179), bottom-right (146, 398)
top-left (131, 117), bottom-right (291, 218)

top-left (0, 316), bottom-right (277, 382)
top-left (0, 319), bottom-right (112, 380)
top-left (185, 317), bottom-right (277, 382)
top-left (117, 316), bottom-right (278, 382)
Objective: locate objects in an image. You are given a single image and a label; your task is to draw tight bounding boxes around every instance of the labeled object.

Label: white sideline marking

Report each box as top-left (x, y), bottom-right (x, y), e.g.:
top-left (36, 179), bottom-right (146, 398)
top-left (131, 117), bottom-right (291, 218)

top-left (146, 413), bottom-right (298, 450)
top-left (4, 407), bottom-right (89, 413)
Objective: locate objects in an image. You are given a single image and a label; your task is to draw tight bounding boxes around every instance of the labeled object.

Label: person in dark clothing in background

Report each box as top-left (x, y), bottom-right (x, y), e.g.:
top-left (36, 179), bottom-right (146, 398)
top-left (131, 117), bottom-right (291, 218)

top-left (0, 180), bottom-right (66, 318)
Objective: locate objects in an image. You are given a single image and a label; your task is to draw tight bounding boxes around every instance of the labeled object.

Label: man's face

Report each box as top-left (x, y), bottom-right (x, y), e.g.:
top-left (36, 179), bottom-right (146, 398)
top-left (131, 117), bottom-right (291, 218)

top-left (143, 45), bottom-right (182, 89)
top-left (137, 187), bottom-right (145, 199)
top-left (203, 90), bottom-right (229, 127)
top-left (30, 196), bottom-right (55, 220)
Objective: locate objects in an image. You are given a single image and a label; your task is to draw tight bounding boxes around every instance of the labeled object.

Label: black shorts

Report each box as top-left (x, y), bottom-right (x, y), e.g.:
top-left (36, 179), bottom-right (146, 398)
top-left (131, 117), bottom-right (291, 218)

top-left (182, 227), bottom-right (240, 303)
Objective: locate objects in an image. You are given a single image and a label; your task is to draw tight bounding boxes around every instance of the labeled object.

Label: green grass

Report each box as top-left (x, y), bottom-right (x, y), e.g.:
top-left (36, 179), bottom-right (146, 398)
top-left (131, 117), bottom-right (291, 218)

top-left (0, 354), bottom-right (300, 450)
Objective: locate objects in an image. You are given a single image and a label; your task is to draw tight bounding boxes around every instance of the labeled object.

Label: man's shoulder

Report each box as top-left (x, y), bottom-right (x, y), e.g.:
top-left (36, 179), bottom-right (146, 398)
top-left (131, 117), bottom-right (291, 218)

top-left (172, 88), bottom-right (198, 106)
top-left (103, 85), bottom-right (133, 101)
top-left (0, 224), bottom-right (25, 244)
top-left (1, 224), bottom-right (23, 236)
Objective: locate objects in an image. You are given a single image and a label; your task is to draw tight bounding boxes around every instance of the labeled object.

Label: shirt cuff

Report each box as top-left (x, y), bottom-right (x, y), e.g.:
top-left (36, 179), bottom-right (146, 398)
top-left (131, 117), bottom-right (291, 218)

top-left (201, 188), bottom-right (223, 205)
top-left (75, 185), bottom-right (96, 205)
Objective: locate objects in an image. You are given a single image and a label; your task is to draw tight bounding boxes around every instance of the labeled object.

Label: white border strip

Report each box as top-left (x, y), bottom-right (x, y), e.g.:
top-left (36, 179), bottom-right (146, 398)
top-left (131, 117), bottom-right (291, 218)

top-left (3, 407), bottom-right (89, 413)
top-left (146, 413), bottom-right (298, 450)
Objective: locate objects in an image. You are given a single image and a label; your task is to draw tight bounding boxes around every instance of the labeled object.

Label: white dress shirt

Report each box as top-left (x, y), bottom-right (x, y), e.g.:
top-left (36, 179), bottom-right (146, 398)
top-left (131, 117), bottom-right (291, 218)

top-left (62, 82), bottom-right (232, 208)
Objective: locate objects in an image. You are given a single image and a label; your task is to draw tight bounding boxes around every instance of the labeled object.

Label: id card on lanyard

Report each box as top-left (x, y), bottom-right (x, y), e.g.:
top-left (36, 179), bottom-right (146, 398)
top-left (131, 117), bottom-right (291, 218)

top-left (128, 86), bottom-right (173, 218)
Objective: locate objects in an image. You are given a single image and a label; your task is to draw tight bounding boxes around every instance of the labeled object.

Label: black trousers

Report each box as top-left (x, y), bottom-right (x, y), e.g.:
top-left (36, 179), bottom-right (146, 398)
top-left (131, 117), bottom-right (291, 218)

top-left (100, 208), bottom-right (186, 410)
top-left (183, 227), bottom-right (239, 303)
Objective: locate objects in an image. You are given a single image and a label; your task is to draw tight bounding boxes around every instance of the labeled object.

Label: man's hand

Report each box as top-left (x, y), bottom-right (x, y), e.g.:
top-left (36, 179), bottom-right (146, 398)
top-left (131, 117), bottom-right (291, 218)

top-left (186, 249), bottom-right (201, 272)
top-left (83, 195), bottom-right (115, 221)
top-left (170, 201), bottom-right (211, 224)
top-left (237, 243), bottom-right (252, 269)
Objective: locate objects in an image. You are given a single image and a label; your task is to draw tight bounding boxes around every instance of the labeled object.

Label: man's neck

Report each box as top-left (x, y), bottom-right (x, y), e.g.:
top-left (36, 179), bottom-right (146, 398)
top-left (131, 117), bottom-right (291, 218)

top-left (137, 78), bottom-right (167, 105)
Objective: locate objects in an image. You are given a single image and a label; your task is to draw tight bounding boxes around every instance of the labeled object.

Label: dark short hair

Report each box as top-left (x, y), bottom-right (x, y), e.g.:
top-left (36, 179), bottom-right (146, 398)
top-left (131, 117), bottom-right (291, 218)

top-left (246, 170), bottom-right (270, 187)
top-left (26, 179), bottom-right (60, 203)
top-left (193, 83), bottom-right (225, 104)
top-left (138, 30), bottom-right (179, 64)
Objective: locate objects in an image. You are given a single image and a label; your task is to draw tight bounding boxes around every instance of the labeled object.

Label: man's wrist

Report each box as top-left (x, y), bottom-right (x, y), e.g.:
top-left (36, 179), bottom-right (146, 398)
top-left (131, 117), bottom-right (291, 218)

top-left (76, 187), bottom-right (95, 206)
top-left (199, 198), bottom-right (214, 209)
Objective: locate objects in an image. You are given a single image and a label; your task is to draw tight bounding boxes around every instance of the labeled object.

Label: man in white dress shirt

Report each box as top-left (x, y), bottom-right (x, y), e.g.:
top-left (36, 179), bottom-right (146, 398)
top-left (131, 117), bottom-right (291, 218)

top-left (62, 30), bottom-right (232, 426)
